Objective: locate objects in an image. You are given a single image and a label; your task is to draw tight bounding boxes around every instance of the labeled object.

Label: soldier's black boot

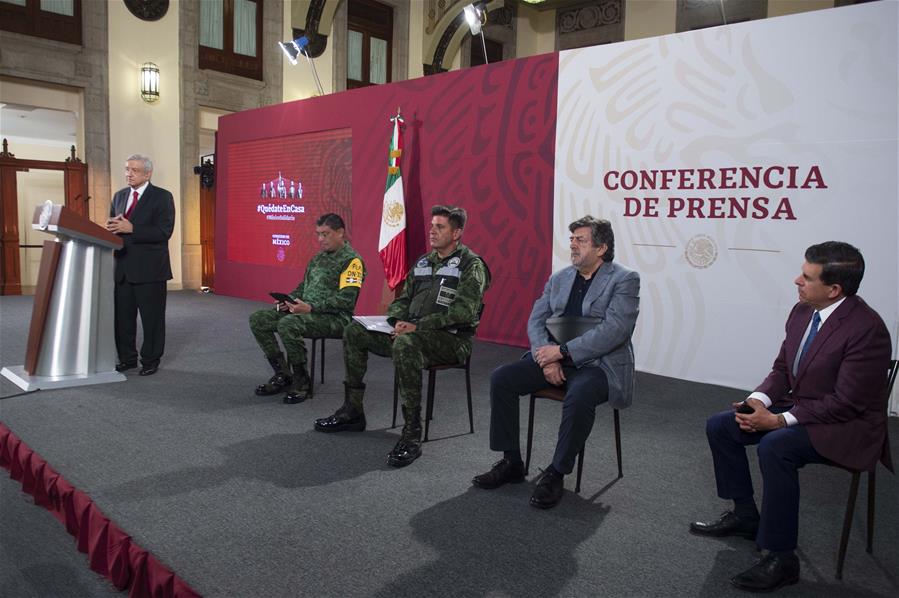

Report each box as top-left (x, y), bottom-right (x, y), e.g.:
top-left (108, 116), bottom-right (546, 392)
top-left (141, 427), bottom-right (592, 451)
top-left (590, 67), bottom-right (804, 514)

top-left (283, 366), bottom-right (312, 404)
top-left (314, 383), bottom-right (366, 432)
top-left (254, 354), bottom-right (293, 396)
top-left (386, 406), bottom-right (422, 467)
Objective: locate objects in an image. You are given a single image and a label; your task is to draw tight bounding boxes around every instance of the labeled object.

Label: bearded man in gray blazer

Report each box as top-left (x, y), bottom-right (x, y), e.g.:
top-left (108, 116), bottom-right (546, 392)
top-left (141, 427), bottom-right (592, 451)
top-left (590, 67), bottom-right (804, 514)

top-left (473, 216), bottom-right (640, 509)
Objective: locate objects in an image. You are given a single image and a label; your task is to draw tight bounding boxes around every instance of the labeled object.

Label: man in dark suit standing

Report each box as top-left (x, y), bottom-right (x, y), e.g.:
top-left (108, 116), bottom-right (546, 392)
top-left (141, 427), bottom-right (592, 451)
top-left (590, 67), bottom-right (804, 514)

top-left (690, 241), bottom-right (892, 592)
top-left (472, 216), bottom-right (640, 509)
top-left (105, 154), bottom-right (175, 376)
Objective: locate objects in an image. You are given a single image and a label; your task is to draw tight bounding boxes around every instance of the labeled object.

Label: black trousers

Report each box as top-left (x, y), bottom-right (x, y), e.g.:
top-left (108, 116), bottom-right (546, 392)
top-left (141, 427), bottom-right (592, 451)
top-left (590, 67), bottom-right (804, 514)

top-left (706, 409), bottom-right (826, 551)
top-left (114, 280), bottom-right (167, 367)
top-left (489, 354), bottom-right (609, 474)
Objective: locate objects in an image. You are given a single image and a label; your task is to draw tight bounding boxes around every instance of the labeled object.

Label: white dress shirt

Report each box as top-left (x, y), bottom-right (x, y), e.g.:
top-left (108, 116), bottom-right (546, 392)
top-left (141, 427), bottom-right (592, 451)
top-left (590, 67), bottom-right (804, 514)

top-left (124, 181), bottom-right (150, 214)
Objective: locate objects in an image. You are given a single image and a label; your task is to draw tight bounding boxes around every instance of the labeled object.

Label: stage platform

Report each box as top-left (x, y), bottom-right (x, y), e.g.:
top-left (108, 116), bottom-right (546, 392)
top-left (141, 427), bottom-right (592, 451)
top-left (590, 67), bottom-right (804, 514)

top-left (2, 291), bottom-right (897, 597)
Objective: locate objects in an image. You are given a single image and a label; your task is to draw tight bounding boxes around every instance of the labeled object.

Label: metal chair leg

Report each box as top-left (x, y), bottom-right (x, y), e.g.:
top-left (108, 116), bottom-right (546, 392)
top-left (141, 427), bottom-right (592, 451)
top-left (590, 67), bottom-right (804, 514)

top-left (525, 394), bottom-right (536, 477)
top-left (308, 339), bottom-right (316, 395)
top-left (837, 471), bottom-right (861, 580)
top-left (866, 470), bottom-right (876, 554)
top-left (465, 360), bottom-right (474, 434)
top-left (614, 408), bottom-right (622, 479)
top-left (319, 338), bottom-right (325, 383)
top-left (391, 372), bottom-right (399, 428)
top-left (575, 448), bottom-right (585, 493)
top-left (423, 369), bottom-right (437, 442)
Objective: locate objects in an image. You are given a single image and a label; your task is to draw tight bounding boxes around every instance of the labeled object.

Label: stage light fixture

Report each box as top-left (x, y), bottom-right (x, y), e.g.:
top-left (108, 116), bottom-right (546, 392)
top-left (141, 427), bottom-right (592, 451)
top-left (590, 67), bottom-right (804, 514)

top-left (278, 39), bottom-right (301, 65)
top-left (140, 62), bottom-right (160, 103)
top-left (464, 3), bottom-right (484, 36)
top-left (278, 36), bottom-right (325, 96)
top-left (463, 3), bottom-right (489, 65)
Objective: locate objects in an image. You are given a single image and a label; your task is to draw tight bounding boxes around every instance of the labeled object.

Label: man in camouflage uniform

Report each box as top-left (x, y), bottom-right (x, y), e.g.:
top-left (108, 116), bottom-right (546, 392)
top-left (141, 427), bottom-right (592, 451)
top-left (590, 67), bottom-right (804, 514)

top-left (314, 205), bottom-right (490, 468)
top-left (249, 213), bottom-right (365, 404)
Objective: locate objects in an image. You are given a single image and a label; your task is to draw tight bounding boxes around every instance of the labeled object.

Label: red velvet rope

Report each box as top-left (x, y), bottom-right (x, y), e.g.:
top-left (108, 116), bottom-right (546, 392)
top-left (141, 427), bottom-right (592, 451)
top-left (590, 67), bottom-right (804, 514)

top-left (0, 423), bottom-right (200, 598)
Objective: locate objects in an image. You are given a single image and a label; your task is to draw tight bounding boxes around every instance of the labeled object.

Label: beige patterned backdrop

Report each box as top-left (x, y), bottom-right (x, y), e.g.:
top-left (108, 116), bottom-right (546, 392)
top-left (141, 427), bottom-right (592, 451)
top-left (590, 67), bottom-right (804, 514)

top-left (553, 2), bottom-right (898, 396)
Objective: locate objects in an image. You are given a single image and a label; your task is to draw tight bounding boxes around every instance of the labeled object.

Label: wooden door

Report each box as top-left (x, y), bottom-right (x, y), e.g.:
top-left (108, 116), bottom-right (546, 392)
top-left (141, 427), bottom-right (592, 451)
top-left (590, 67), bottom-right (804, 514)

top-left (0, 140), bottom-right (88, 295)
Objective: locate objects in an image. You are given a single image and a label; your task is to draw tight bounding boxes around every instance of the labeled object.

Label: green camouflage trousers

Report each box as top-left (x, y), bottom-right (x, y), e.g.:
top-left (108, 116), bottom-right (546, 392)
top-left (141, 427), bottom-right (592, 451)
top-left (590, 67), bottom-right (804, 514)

top-left (342, 320), bottom-right (472, 409)
top-left (249, 308), bottom-right (348, 368)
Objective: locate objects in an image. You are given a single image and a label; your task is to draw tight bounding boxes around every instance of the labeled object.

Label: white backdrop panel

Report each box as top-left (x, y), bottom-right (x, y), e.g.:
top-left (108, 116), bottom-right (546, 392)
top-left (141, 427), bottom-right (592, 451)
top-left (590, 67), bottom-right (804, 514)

top-left (554, 2), bottom-right (898, 394)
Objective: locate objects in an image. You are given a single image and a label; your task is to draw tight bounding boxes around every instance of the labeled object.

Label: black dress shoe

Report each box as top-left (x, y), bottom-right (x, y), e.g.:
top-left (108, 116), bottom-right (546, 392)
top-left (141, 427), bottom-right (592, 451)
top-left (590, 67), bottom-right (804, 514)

top-left (529, 468), bottom-right (564, 509)
top-left (690, 511), bottom-right (759, 539)
top-left (472, 458), bottom-right (526, 489)
top-left (314, 406), bottom-right (366, 432)
top-left (255, 372), bottom-right (292, 396)
top-left (139, 364), bottom-right (158, 376)
top-left (730, 552), bottom-right (799, 592)
top-left (283, 370), bottom-right (312, 404)
top-left (115, 362), bottom-right (138, 372)
top-left (283, 389), bottom-right (310, 404)
top-left (386, 438), bottom-right (421, 467)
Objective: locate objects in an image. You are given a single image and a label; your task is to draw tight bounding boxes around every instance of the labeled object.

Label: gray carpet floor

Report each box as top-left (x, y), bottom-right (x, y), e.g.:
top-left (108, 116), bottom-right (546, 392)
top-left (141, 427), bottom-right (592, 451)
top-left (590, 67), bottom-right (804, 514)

top-left (1, 291), bottom-right (897, 597)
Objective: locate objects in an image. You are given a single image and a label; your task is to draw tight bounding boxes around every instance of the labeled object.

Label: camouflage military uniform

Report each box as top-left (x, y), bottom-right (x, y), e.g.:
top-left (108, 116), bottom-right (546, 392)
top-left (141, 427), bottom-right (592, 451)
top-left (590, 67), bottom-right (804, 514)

top-left (249, 242), bottom-right (364, 371)
top-left (343, 243), bottom-right (489, 410)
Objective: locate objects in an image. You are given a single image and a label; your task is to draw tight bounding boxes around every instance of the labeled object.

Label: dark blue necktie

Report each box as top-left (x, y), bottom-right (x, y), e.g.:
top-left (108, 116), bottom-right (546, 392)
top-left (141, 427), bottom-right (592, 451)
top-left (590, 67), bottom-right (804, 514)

top-left (798, 311), bottom-right (821, 365)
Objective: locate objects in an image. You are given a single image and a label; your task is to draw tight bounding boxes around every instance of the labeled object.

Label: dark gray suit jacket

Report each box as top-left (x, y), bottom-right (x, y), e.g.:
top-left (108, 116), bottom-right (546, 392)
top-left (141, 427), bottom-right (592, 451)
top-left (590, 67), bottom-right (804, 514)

top-left (110, 183), bottom-right (175, 283)
top-left (527, 261), bottom-right (640, 409)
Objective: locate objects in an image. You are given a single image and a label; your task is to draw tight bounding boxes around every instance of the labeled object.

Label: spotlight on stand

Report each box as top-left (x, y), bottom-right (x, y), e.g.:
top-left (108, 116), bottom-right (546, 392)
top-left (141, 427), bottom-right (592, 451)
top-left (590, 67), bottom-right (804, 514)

top-left (279, 35), bottom-right (325, 96)
top-left (463, 3), bottom-right (489, 65)
top-left (278, 39), bottom-right (301, 65)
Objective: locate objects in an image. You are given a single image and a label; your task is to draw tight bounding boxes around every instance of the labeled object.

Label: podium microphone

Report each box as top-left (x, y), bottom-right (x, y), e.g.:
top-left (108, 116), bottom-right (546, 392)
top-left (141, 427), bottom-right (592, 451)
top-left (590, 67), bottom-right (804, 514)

top-left (279, 35), bottom-right (325, 96)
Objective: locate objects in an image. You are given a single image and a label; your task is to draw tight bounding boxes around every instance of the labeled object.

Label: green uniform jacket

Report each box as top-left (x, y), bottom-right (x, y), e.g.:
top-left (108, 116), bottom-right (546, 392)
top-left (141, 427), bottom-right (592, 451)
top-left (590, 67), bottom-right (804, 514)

top-left (289, 242), bottom-right (365, 318)
top-left (387, 243), bottom-right (490, 337)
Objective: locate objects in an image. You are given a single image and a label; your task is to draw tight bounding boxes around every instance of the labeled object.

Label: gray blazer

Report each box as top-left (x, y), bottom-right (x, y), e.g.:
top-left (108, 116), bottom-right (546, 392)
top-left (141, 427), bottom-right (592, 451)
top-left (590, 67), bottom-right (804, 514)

top-left (527, 261), bottom-right (640, 408)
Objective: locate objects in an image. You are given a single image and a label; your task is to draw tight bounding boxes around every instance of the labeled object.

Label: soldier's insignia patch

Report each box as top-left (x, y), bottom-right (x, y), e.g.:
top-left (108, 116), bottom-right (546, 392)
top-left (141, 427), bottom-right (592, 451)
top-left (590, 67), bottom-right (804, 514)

top-left (446, 257), bottom-right (461, 268)
top-left (340, 258), bottom-right (365, 289)
top-left (417, 257), bottom-right (429, 268)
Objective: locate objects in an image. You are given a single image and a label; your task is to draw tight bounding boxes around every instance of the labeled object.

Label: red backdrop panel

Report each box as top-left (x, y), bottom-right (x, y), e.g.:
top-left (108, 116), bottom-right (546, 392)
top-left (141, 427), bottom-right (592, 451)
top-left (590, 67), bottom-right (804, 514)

top-left (225, 129), bottom-right (352, 268)
top-left (216, 54), bottom-right (558, 346)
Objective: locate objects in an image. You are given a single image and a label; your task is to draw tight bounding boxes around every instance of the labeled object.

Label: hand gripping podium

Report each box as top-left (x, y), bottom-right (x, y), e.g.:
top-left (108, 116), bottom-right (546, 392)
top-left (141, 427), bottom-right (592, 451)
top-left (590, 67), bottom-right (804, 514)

top-left (2, 202), bottom-right (126, 390)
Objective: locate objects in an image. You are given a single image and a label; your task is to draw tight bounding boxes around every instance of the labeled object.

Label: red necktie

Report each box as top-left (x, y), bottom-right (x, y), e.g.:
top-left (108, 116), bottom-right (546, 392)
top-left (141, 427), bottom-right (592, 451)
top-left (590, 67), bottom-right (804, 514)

top-left (124, 190), bottom-right (139, 219)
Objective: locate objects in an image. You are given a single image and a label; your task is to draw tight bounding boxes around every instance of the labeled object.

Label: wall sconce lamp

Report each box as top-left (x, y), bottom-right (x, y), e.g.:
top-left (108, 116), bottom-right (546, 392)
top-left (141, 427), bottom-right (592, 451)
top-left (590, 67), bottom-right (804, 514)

top-left (463, 3), bottom-right (489, 65)
top-left (140, 62), bottom-right (160, 103)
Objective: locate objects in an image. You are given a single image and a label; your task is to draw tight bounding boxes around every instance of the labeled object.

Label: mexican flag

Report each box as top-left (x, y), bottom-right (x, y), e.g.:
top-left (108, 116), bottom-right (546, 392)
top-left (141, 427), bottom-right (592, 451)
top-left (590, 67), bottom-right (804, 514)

top-left (378, 110), bottom-right (407, 290)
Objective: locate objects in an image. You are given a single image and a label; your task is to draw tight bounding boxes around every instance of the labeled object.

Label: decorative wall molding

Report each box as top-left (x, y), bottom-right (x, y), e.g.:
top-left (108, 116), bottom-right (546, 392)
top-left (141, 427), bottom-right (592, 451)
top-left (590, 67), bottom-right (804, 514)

top-left (558, 0), bottom-right (621, 34)
top-left (556, 0), bottom-right (624, 51)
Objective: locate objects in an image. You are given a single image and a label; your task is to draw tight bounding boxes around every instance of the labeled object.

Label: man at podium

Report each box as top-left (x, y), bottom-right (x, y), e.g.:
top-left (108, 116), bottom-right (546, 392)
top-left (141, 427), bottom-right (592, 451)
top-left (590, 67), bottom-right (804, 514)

top-left (105, 154), bottom-right (176, 376)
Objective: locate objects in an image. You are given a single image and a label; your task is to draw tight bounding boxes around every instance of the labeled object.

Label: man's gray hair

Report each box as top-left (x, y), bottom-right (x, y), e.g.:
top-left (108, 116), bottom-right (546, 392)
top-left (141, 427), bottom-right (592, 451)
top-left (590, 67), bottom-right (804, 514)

top-left (126, 154), bottom-right (153, 173)
top-left (568, 215), bottom-right (615, 262)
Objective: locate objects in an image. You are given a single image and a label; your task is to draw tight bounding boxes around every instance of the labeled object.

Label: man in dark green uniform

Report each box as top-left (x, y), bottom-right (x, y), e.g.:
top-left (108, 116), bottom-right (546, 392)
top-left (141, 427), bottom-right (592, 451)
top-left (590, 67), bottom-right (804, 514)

top-left (314, 205), bottom-right (490, 468)
top-left (249, 213), bottom-right (365, 404)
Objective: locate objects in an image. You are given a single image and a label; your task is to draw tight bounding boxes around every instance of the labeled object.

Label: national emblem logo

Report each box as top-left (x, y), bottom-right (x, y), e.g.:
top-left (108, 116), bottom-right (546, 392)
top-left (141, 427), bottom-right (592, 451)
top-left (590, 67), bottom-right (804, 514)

top-left (383, 201), bottom-right (405, 227)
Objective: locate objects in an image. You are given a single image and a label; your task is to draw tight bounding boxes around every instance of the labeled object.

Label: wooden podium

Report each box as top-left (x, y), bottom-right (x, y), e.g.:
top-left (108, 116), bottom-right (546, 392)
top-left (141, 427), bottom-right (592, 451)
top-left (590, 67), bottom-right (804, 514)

top-left (2, 202), bottom-right (126, 390)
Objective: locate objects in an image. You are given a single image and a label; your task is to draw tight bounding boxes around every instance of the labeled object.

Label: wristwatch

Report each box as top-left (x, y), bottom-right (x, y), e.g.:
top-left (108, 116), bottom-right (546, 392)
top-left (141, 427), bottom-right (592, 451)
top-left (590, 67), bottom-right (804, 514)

top-left (559, 343), bottom-right (570, 358)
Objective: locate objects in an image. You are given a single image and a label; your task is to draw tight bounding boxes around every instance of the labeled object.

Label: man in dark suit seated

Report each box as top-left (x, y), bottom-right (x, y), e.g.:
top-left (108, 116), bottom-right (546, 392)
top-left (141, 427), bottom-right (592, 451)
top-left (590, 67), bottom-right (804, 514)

top-left (472, 216), bottom-right (640, 509)
top-left (690, 241), bottom-right (892, 592)
top-left (105, 154), bottom-right (175, 377)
